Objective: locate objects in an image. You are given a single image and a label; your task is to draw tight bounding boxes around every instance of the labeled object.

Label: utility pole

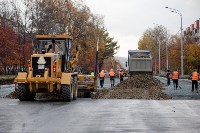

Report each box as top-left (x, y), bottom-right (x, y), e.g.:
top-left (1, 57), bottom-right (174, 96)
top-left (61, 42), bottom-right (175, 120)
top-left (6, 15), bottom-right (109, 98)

top-left (94, 38), bottom-right (99, 90)
top-left (166, 42), bottom-right (169, 70)
top-left (153, 23), bottom-right (161, 75)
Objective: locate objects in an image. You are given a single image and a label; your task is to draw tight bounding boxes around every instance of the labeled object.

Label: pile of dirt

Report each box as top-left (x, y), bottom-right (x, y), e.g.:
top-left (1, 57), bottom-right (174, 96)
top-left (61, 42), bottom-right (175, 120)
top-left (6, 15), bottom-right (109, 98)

top-left (91, 74), bottom-right (172, 100)
top-left (5, 91), bottom-right (17, 99)
top-left (6, 74), bottom-right (171, 100)
top-left (0, 78), bottom-right (15, 85)
top-left (130, 53), bottom-right (150, 58)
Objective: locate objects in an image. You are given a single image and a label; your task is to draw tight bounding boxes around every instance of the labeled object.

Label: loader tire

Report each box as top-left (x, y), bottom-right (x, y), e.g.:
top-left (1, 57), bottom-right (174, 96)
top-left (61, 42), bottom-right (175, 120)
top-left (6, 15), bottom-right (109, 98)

top-left (16, 84), bottom-right (34, 101)
top-left (61, 85), bottom-right (73, 101)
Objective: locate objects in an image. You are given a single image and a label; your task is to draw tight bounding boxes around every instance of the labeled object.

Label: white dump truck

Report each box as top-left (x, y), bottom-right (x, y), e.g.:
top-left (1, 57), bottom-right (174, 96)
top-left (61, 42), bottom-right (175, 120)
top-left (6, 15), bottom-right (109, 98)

top-left (128, 50), bottom-right (152, 75)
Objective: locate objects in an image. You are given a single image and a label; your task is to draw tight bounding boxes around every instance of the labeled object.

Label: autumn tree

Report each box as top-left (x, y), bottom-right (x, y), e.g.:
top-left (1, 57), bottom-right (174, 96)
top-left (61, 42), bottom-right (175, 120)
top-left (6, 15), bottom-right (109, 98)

top-left (138, 26), bottom-right (169, 71)
top-left (167, 35), bottom-right (181, 71)
top-left (184, 43), bottom-right (200, 73)
top-left (139, 27), bottom-right (200, 74)
top-left (0, 0), bottom-right (119, 74)
top-left (98, 28), bottom-right (119, 71)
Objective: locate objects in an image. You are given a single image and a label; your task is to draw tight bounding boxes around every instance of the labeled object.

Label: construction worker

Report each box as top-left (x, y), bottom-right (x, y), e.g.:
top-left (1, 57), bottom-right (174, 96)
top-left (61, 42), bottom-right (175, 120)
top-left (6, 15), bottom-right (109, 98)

top-left (166, 70), bottom-right (171, 86)
top-left (109, 69), bottom-right (115, 87)
top-left (98, 70), bottom-right (105, 88)
top-left (172, 68), bottom-right (179, 90)
top-left (188, 69), bottom-right (199, 92)
top-left (91, 71), bottom-right (94, 76)
top-left (47, 44), bottom-right (53, 53)
top-left (47, 39), bottom-right (60, 53)
top-left (118, 69), bottom-right (124, 82)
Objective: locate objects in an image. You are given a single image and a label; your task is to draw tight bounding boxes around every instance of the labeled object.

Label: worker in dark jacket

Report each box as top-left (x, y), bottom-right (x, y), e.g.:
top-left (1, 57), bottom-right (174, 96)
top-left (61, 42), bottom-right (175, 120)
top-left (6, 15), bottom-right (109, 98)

top-left (118, 69), bottom-right (124, 82)
top-left (166, 70), bottom-right (171, 86)
top-left (98, 70), bottom-right (105, 88)
top-left (189, 69), bottom-right (199, 92)
top-left (172, 68), bottom-right (179, 90)
top-left (109, 69), bottom-right (115, 87)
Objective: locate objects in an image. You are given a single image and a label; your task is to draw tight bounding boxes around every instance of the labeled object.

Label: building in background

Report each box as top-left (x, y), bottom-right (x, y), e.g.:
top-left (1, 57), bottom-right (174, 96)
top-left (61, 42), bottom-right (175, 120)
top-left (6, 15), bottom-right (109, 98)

top-left (184, 18), bottom-right (200, 44)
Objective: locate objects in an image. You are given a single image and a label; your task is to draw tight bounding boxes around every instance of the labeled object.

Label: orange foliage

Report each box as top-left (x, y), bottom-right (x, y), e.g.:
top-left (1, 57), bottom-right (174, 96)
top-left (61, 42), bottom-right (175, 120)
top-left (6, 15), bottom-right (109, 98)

top-left (0, 23), bottom-right (32, 69)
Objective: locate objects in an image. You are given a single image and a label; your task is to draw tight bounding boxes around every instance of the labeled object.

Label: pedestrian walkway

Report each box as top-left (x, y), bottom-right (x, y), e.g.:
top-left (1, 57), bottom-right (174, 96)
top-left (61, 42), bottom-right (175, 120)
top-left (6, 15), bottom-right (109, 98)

top-left (156, 76), bottom-right (200, 100)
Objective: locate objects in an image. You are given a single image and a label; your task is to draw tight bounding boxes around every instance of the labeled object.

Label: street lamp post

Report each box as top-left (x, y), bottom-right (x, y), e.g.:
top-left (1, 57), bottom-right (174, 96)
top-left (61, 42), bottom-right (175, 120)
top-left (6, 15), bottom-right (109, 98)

top-left (153, 23), bottom-right (169, 71)
top-left (94, 38), bottom-right (99, 90)
top-left (166, 42), bottom-right (169, 70)
top-left (95, 38), bottom-right (99, 78)
top-left (153, 23), bottom-right (161, 74)
top-left (165, 7), bottom-right (184, 77)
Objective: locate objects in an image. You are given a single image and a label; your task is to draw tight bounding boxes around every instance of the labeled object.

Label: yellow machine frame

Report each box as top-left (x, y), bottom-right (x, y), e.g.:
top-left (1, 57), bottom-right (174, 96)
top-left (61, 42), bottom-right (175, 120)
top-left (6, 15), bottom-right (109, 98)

top-left (14, 34), bottom-right (78, 101)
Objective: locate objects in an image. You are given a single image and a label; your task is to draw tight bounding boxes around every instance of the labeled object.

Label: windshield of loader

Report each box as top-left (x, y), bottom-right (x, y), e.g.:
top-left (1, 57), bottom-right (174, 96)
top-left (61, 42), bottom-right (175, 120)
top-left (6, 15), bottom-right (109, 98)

top-left (37, 40), bottom-right (65, 54)
top-left (35, 35), bottom-right (72, 56)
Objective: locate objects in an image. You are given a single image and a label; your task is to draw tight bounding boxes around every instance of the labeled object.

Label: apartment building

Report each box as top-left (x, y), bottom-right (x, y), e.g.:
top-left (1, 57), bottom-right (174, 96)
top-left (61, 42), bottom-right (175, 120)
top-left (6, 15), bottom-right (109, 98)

top-left (184, 19), bottom-right (200, 43)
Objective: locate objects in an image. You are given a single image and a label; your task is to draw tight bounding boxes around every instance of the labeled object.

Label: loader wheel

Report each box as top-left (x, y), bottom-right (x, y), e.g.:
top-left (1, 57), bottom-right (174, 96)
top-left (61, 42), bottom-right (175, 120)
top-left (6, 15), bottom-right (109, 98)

top-left (16, 84), bottom-right (34, 101)
top-left (61, 85), bottom-right (73, 101)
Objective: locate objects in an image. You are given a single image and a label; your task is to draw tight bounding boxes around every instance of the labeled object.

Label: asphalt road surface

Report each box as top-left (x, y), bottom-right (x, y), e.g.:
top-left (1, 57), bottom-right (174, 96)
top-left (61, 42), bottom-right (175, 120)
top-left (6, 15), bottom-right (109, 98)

top-left (0, 77), bottom-right (200, 133)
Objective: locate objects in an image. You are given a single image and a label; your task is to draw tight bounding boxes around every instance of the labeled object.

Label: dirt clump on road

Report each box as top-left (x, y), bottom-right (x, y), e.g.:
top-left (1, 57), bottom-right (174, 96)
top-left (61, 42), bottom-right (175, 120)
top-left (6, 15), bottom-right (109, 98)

top-left (5, 91), bottom-right (17, 99)
top-left (91, 74), bottom-right (172, 100)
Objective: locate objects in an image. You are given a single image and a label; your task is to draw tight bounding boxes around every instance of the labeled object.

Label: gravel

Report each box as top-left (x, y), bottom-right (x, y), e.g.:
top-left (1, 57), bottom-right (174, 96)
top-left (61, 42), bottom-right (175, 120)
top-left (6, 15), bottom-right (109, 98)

top-left (91, 74), bottom-right (172, 100)
top-left (4, 76), bottom-right (200, 100)
top-left (5, 74), bottom-right (172, 100)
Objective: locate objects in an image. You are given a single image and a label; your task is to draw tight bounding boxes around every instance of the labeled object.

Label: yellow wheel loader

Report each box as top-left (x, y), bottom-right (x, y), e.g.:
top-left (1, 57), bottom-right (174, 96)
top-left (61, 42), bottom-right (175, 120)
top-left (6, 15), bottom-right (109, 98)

top-left (14, 34), bottom-right (78, 101)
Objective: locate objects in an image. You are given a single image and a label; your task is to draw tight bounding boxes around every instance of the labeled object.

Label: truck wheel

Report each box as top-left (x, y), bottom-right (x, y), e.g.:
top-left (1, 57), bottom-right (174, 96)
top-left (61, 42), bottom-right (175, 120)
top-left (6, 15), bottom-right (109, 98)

top-left (16, 84), bottom-right (32, 101)
top-left (61, 85), bottom-right (73, 101)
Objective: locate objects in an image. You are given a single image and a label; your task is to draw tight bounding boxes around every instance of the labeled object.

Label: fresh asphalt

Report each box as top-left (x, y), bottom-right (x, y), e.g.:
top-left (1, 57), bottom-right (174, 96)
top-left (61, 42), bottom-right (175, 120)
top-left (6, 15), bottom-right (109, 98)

top-left (0, 77), bottom-right (200, 133)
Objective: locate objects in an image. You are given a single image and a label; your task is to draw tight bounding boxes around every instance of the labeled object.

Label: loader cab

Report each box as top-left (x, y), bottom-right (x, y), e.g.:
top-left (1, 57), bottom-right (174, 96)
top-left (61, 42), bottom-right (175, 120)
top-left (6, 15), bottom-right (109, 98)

top-left (35, 35), bottom-right (72, 55)
top-left (32, 34), bottom-right (73, 77)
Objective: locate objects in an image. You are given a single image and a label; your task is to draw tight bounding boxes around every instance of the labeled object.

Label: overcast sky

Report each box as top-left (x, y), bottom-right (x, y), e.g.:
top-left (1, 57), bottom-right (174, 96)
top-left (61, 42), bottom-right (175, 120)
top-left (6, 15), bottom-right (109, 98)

top-left (84, 0), bottom-right (200, 57)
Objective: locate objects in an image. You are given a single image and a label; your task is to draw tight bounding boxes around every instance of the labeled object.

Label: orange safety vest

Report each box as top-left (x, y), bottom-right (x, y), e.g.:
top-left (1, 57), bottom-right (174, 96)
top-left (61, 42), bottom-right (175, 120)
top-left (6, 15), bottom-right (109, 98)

top-left (119, 71), bottom-right (124, 77)
top-left (99, 72), bottom-right (105, 78)
top-left (172, 71), bottom-right (178, 80)
top-left (192, 72), bottom-right (198, 80)
top-left (109, 70), bottom-right (115, 77)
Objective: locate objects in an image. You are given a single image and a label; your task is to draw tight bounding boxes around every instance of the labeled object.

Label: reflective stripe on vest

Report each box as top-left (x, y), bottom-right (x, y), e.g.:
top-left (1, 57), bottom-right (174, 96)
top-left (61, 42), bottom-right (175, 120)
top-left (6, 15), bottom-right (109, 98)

top-left (172, 71), bottom-right (178, 79)
top-left (192, 72), bottom-right (198, 80)
top-left (109, 71), bottom-right (115, 77)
